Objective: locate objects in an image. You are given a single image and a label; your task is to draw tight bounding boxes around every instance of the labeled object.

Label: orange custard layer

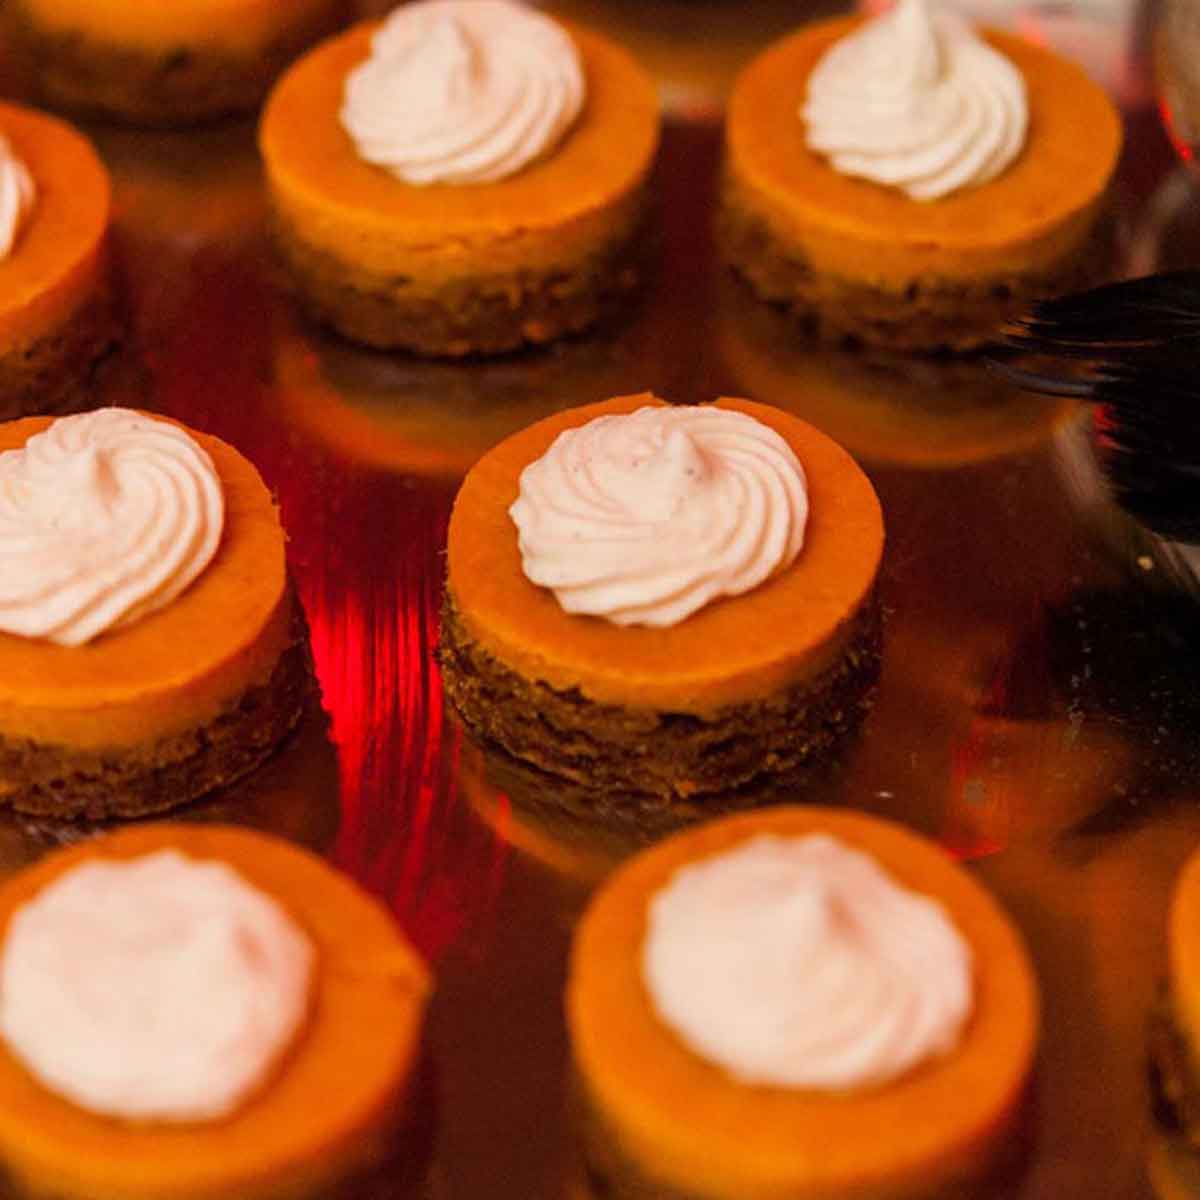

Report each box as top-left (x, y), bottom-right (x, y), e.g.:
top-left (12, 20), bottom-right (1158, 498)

top-left (446, 394), bottom-right (884, 715)
top-left (0, 104), bottom-right (109, 353)
top-left (1168, 849), bottom-right (1200, 1048)
top-left (568, 807), bottom-right (1039, 1200)
top-left (259, 21), bottom-right (660, 285)
top-left (14, 0), bottom-right (337, 54)
top-left (727, 19), bottom-right (1122, 288)
top-left (0, 823), bottom-right (430, 1200)
top-left (0, 417), bottom-right (290, 750)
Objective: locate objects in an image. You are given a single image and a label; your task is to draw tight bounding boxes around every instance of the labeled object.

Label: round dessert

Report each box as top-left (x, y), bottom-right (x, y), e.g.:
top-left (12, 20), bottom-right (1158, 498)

top-left (1150, 842), bottom-right (1200, 1199)
top-left (0, 102), bottom-right (120, 422)
top-left (0, 822), bottom-right (430, 1200)
top-left (567, 806), bottom-right (1039, 1199)
top-left (0, 408), bottom-right (315, 820)
top-left (439, 392), bottom-right (884, 812)
top-left (719, 0), bottom-right (1123, 352)
top-left (259, 0), bottom-right (660, 356)
top-left (6, 0), bottom-right (348, 126)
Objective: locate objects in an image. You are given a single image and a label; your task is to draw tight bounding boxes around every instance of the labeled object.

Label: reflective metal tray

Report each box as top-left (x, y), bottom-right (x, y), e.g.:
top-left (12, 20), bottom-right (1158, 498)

top-left (1, 7), bottom-right (1193, 1197)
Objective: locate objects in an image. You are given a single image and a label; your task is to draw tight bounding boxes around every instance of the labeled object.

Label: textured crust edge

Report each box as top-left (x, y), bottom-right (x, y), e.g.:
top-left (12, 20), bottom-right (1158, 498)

top-left (0, 597), bottom-right (318, 821)
top-left (268, 202), bottom-right (652, 357)
top-left (716, 177), bottom-right (1118, 353)
top-left (0, 274), bottom-right (124, 422)
top-left (438, 589), bottom-right (882, 807)
top-left (5, 0), bottom-right (349, 125)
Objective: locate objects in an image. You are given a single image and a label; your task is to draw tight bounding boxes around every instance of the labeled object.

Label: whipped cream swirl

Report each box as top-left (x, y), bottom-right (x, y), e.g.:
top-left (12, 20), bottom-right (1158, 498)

top-left (0, 409), bottom-right (225, 646)
top-left (643, 833), bottom-right (974, 1090)
top-left (340, 0), bottom-right (585, 186)
top-left (802, 0), bottom-right (1027, 201)
top-left (509, 404), bottom-right (808, 628)
top-left (0, 132), bottom-right (35, 259)
top-left (0, 850), bottom-right (314, 1122)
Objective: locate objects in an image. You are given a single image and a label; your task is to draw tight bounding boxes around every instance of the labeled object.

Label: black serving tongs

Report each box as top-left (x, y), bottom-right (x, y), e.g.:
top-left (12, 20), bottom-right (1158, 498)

top-left (989, 270), bottom-right (1200, 545)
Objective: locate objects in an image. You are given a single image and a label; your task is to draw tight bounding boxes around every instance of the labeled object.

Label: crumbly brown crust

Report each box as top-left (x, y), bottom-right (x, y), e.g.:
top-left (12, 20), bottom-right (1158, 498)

top-left (269, 204), bottom-right (650, 357)
top-left (716, 177), bottom-right (1118, 353)
top-left (438, 591), bottom-right (881, 809)
top-left (0, 599), bottom-right (318, 821)
top-left (5, 0), bottom-right (349, 126)
top-left (0, 274), bottom-right (124, 422)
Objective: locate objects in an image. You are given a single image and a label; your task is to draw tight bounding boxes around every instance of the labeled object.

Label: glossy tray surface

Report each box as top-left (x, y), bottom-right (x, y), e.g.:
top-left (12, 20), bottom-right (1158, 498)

top-left (2, 5), bottom-right (1193, 1197)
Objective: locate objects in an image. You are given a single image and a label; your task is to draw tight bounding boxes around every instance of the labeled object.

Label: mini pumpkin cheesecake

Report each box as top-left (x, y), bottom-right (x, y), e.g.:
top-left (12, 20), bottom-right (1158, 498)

top-left (0, 409), bottom-right (315, 820)
top-left (439, 392), bottom-right (884, 812)
top-left (719, 1), bottom-right (1122, 351)
top-left (259, 2), bottom-right (660, 356)
top-left (0, 103), bottom-right (120, 421)
top-left (567, 806), bottom-right (1039, 1199)
top-left (1150, 843), bottom-right (1200, 1199)
top-left (6, 0), bottom-right (348, 125)
top-left (0, 822), bottom-right (430, 1200)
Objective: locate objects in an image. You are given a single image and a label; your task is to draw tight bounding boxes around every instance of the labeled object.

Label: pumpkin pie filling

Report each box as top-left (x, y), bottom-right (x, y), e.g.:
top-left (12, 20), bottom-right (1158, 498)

top-left (0, 415), bottom-right (316, 819)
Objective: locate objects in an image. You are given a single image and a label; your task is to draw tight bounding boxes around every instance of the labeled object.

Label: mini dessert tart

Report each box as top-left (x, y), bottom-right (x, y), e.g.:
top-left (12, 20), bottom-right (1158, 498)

top-left (0, 822), bottom-right (431, 1200)
top-left (5, 0), bottom-right (349, 126)
top-left (1149, 844), bottom-right (1200, 1199)
top-left (259, 0), bottom-right (660, 356)
top-left (0, 102), bottom-right (121, 422)
top-left (567, 806), bottom-right (1039, 1200)
top-left (719, 0), bottom-right (1123, 352)
top-left (0, 408), bottom-right (316, 820)
top-left (439, 392), bottom-right (884, 809)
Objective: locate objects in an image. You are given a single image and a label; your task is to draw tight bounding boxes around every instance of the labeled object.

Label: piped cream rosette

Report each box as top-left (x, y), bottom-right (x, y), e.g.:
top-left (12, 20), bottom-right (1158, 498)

top-left (802, 0), bottom-right (1027, 201)
top-left (0, 409), bottom-right (224, 646)
top-left (643, 832), bottom-right (974, 1090)
top-left (0, 132), bottom-right (35, 260)
top-left (0, 850), bottom-right (313, 1122)
top-left (340, 0), bottom-right (585, 185)
top-left (508, 404), bottom-right (809, 627)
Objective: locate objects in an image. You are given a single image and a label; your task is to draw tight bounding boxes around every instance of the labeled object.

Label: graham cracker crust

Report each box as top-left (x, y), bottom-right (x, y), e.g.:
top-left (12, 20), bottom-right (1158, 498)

top-left (6, 0), bottom-right (349, 125)
top-left (438, 592), bottom-right (881, 808)
top-left (0, 599), bottom-right (318, 821)
top-left (0, 275), bottom-right (124, 422)
top-left (269, 205), bottom-right (651, 357)
top-left (716, 177), bottom-right (1118, 353)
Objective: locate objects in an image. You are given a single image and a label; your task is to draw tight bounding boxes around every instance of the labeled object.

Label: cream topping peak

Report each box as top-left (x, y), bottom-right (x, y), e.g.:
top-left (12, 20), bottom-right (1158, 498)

top-left (509, 404), bottom-right (808, 628)
top-left (340, 0), bottom-right (585, 185)
top-left (0, 132), bottom-right (35, 259)
top-left (643, 833), bottom-right (975, 1090)
top-left (0, 409), bottom-right (225, 646)
top-left (802, 0), bottom-right (1028, 201)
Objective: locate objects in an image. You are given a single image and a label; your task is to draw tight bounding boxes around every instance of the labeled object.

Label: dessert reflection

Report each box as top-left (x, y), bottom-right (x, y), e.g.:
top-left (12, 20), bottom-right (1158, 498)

top-left (714, 274), bottom-right (1077, 470)
top-left (457, 719), bottom-right (866, 888)
top-left (270, 288), bottom-right (668, 482)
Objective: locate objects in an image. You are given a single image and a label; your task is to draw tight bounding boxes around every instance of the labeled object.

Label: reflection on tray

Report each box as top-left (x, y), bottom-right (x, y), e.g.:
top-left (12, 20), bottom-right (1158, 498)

top-left (715, 275), bottom-right (1077, 469)
top-left (457, 719), bottom-right (858, 888)
top-left (270, 292), bottom-right (668, 481)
